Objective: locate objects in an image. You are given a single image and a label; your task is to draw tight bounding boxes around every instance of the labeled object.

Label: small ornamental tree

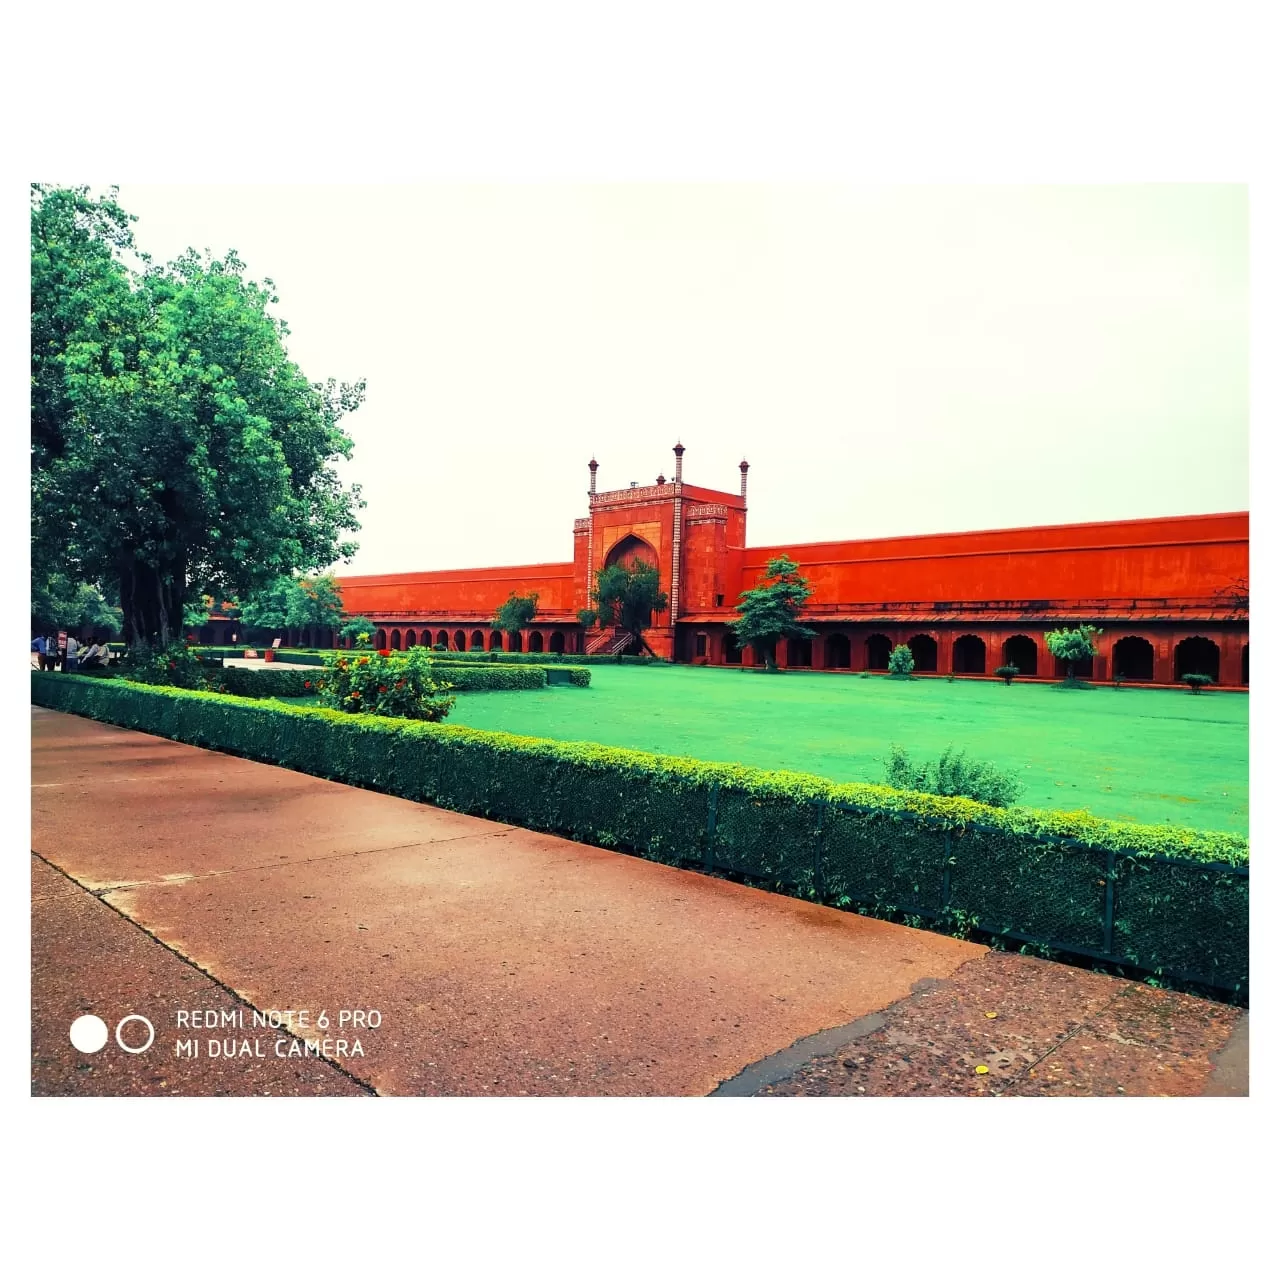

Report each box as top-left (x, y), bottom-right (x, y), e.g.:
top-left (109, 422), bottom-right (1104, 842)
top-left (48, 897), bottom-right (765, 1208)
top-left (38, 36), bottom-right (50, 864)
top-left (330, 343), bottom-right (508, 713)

top-left (315, 648), bottom-right (456, 720)
top-left (340, 616), bottom-right (376, 648)
top-left (1182, 673), bottom-right (1213, 694)
top-left (1046, 625), bottom-right (1102, 683)
top-left (494, 592), bottom-right (539, 633)
top-left (593, 559), bottom-right (668, 656)
top-left (888, 644), bottom-right (915, 678)
top-left (994, 664), bottom-right (1019, 685)
top-left (729, 555), bottom-right (816, 672)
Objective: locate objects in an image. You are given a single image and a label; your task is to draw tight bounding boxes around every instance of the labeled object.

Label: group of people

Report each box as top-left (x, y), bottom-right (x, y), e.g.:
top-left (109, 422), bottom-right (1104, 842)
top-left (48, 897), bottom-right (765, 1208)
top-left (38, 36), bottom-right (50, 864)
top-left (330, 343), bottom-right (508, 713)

top-left (31, 634), bottom-right (115, 673)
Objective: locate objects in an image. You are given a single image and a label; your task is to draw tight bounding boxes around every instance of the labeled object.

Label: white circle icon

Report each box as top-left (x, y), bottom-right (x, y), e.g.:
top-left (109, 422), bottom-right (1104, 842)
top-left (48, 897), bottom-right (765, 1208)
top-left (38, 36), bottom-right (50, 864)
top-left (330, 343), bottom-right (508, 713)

top-left (70, 1015), bottom-right (109, 1053)
top-left (115, 1015), bottom-right (155, 1054)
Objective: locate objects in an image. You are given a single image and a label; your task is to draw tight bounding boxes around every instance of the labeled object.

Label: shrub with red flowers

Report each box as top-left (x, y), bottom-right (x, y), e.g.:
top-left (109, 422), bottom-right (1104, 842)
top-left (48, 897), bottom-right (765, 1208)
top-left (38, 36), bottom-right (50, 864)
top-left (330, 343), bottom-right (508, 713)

top-left (121, 640), bottom-right (222, 691)
top-left (314, 647), bottom-right (455, 721)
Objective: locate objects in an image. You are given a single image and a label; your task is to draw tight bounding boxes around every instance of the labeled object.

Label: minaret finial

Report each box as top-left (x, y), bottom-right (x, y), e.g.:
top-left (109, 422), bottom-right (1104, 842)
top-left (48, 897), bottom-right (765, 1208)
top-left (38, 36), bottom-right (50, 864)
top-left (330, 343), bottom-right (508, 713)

top-left (588, 457), bottom-right (598, 497)
top-left (673, 441), bottom-right (685, 483)
top-left (739, 458), bottom-right (749, 499)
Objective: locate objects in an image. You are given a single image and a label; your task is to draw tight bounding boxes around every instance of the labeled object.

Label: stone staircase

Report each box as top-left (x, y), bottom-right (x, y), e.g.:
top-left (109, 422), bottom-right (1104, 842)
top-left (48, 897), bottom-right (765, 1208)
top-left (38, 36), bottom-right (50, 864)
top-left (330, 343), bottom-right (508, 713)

top-left (585, 627), bottom-right (630, 657)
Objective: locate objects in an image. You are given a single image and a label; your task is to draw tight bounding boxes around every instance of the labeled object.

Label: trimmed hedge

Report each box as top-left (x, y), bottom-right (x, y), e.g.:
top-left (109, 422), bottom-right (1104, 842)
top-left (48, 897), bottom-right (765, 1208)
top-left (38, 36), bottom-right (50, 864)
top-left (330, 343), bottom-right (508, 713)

top-left (31, 674), bottom-right (1247, 994)
top-left (382, 649), bottom-right (663, 666)
top-left (215, 667), bottom-right (318, 698)
top-left (432, 663), bottom-right (590, 690)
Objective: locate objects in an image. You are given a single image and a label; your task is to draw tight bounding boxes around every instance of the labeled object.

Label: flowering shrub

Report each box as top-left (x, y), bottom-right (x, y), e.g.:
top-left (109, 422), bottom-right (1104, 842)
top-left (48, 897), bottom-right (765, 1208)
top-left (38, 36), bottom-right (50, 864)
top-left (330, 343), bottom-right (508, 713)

top-left (314, 647), bottom-right (456, 721)
top-left (121, 641), bottom-right (220, 691)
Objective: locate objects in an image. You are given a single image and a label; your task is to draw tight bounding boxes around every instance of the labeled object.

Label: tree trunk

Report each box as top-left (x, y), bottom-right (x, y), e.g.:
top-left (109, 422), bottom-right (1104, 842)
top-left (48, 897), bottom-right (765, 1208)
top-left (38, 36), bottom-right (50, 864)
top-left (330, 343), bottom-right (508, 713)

top-left (118, 557), bottom-right (185, 648)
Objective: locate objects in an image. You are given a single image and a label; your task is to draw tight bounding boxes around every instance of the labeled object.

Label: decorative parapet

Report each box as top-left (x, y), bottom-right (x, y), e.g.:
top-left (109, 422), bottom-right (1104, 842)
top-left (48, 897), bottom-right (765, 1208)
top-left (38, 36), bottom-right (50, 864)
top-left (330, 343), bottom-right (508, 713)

top-left (573, 518), bottom-right (591, 533)
top-left (686, 503), bottom-right (728, 522)
top-left (592, 483), bottom-right (675, 506)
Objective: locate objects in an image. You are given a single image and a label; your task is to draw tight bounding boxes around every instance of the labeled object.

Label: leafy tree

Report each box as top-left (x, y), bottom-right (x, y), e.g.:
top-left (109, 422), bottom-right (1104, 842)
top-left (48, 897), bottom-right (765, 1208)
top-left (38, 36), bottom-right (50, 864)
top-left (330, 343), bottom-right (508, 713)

top-left (577, 607), bottom-right (598, 630)
top-left (340, 615), bottom-right (376, 648)
top-left (238, 573), bottom-right (344, 641)
top-left (1182, 673), bottom-right (1213, 694)
top-left (1046, 625), bottom-right (1102, 682)
top-left (993, 664), bottom-right (1019, 685)
top-left (31, 571), bottom-right (122, 636)
top-left (593, 559), bottom-right (668, 656)
top-left (493, 592), bottom-right (539, 633)
top-left (729, 555), bottom-right (815, 672)
top-left (888, 644), bottom-right (915, 678)
top-left (31, 184), bottom-right (365, 649)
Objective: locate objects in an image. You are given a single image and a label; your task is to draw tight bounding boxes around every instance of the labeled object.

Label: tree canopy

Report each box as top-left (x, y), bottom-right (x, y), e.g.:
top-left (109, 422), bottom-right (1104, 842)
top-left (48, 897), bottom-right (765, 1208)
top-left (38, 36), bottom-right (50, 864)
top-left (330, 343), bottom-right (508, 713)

top-left (31, 184), bottom-right (365, 648)
top-left (593, 558), bottom-right (668, 655)
top-left (1046, 625), bottom-right (1102, 681)
top-left (238, 573), bottom-right (345, 635)
top-left (493, 592), bottom-right (539, 632)
top-left (31, 572), bottom-right (122, 636)
top-left (729, 555), bottom-right (815, 670)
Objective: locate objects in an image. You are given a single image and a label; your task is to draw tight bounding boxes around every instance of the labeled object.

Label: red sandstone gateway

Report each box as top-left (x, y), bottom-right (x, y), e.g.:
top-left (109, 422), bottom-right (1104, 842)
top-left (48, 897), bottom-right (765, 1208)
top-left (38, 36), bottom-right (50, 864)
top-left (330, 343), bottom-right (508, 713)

top-left (205, 446), bottom-right (1249, 688)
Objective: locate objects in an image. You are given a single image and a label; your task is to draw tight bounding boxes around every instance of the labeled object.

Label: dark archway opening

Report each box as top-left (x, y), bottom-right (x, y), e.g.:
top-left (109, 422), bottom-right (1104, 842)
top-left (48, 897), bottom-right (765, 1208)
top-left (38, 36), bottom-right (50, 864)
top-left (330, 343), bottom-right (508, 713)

top-left (866, 634), bottom-right (891, 671)
top-left (908, 634), bottom-right (938, 672)
top-left (435, 630), bottom-right (448, 648)
top-left (1175, 636), bottom-right (1220, 682)
top-left (374, 629), bottom-right (387, 649)
top-left (390, 629), bottom-right (401, 651)
top-left (549, 631), bottom-right (566, 654)
top-left (508, 632), bottom-right (524, 653)
top-left (953, 635), bottom-right (986, 674)
top-left (1242, 643), bottom-right (1249, 686)
top-left (724, 635), bottom-right (741, 664)
top-left (453, 630), bottom-right (466, 651)
top-left (406, 629), bottom-right (417, 649)
top-left (489, 631), bottom-right (504, 651)
top-left (1112, 636), bottom-right (1154, 681)
top-left (825, 634), bottom-right (850, 669)
top-left (470, 630), bottom-right (485, 650)
top-left (787, 637), bottom-right (812, 667)
top-left (1003, 634), bottom-right (1038, 677)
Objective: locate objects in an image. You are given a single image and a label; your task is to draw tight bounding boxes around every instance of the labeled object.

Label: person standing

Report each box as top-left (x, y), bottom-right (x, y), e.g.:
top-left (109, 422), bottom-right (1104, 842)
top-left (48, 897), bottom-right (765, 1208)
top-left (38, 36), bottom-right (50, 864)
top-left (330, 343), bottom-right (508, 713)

top-left (46, 634), bottom-right (60, 671)
top-left (32, 635), bottom-right (45, 670)
top-left (64, 633), bottom-right (79, 673)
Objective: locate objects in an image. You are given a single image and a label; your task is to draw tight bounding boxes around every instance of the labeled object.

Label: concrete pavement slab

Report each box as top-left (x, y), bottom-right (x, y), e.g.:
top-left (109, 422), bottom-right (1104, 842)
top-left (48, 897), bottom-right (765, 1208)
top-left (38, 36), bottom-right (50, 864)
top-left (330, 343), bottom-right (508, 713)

top-left (31, 857), bottom-right (368, 1097)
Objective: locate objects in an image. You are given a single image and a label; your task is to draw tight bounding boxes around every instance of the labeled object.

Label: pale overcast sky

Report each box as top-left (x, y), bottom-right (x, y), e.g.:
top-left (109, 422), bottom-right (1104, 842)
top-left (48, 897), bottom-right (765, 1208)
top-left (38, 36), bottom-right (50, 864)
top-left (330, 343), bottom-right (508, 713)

top-left (112, 184), bottom-right (1248, 576)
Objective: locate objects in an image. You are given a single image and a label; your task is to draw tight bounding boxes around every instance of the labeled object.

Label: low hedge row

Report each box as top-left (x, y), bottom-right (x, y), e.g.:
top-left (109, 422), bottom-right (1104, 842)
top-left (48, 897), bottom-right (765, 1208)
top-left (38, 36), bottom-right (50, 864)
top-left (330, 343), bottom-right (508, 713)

top-left (31, 674), bottom-right (1247, 994)
top-left (215, 667), bottom-right (318, 698)
top-left (439, 664), bottom-right (590, 690)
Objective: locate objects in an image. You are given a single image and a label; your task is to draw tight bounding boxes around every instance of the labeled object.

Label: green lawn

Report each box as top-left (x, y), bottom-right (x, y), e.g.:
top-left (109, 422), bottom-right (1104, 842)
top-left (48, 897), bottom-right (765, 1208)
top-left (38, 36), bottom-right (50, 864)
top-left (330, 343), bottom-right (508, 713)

top-left (444, 666), bottom-right (1249, 833)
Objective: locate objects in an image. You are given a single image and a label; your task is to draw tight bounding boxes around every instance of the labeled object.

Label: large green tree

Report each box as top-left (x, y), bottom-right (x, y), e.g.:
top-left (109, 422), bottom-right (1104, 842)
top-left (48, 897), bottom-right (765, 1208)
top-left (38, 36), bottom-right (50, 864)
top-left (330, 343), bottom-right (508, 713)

top-left (31, 184), bottom-right (365, 648)
top-left (238, 573), bottom-right (346, 637)
top-left (31, 571), bottom-right (122, 636)
top-left (1045, 625), bottom-right (1102, 682)
top-left (592, 558), bottom-right (668, 656)
top-left (729, 555), bottom-right (816, 671)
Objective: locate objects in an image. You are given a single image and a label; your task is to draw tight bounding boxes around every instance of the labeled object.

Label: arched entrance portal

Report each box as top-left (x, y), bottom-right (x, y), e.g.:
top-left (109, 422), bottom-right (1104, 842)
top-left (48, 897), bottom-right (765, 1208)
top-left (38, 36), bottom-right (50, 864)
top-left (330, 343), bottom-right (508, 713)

top-left (549, 631), bottom-right (566, 654)
top-left (1175, 636), bottom-right (1220, 682)
top-left (528, 631), bottom-right (544, 653)
top-left (470, 630), bottom-right (484, 650)
top-left (907, 634), bottom-right (938, 672)
top-left (866, 634), bottom-right (891, 671)
top-left (489, 631), bottom-right (504, 651)
top-left (605, 533), bottom-right (658, 570)
top-left (1003, 634), bottom-right (1038, 677)
top-left (825, 634), bottom-right (850, 669)
top-left (1112, 636), bottom-right (1154, 681)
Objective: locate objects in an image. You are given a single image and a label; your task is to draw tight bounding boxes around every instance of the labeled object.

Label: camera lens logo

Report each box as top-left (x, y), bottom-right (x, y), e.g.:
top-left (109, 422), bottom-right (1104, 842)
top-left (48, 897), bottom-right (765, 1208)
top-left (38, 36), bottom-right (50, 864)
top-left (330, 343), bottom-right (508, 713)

top-left (69, 1013), bottom-right (155, 1054)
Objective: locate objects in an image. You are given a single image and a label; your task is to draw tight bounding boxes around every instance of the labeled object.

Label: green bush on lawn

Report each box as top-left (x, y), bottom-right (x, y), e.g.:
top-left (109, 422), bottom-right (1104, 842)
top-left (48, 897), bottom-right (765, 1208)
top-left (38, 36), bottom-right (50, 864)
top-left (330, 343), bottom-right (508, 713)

top-left (30, 673), bottom-right (1248, 993)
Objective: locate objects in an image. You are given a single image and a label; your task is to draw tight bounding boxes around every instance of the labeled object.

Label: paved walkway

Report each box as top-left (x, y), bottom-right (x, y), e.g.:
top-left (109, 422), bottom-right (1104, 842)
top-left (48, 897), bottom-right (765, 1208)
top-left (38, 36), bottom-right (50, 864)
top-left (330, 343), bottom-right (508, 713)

top-left (31, 708), bottom-right (1246, 1096)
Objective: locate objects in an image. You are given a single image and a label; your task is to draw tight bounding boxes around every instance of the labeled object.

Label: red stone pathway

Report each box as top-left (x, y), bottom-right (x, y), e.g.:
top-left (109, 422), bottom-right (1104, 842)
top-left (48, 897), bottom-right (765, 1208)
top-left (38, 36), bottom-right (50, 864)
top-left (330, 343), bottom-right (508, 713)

top-left (31, 708), bottom-right (1246, 1096)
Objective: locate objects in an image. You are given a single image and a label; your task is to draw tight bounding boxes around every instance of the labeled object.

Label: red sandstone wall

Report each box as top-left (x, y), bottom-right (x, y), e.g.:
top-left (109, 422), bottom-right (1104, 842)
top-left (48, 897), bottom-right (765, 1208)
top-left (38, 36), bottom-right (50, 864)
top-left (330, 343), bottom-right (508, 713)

top-left (336, 563), bottom-right (576, 619)
top-left (742, 513), bottom-right (1248, 605)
